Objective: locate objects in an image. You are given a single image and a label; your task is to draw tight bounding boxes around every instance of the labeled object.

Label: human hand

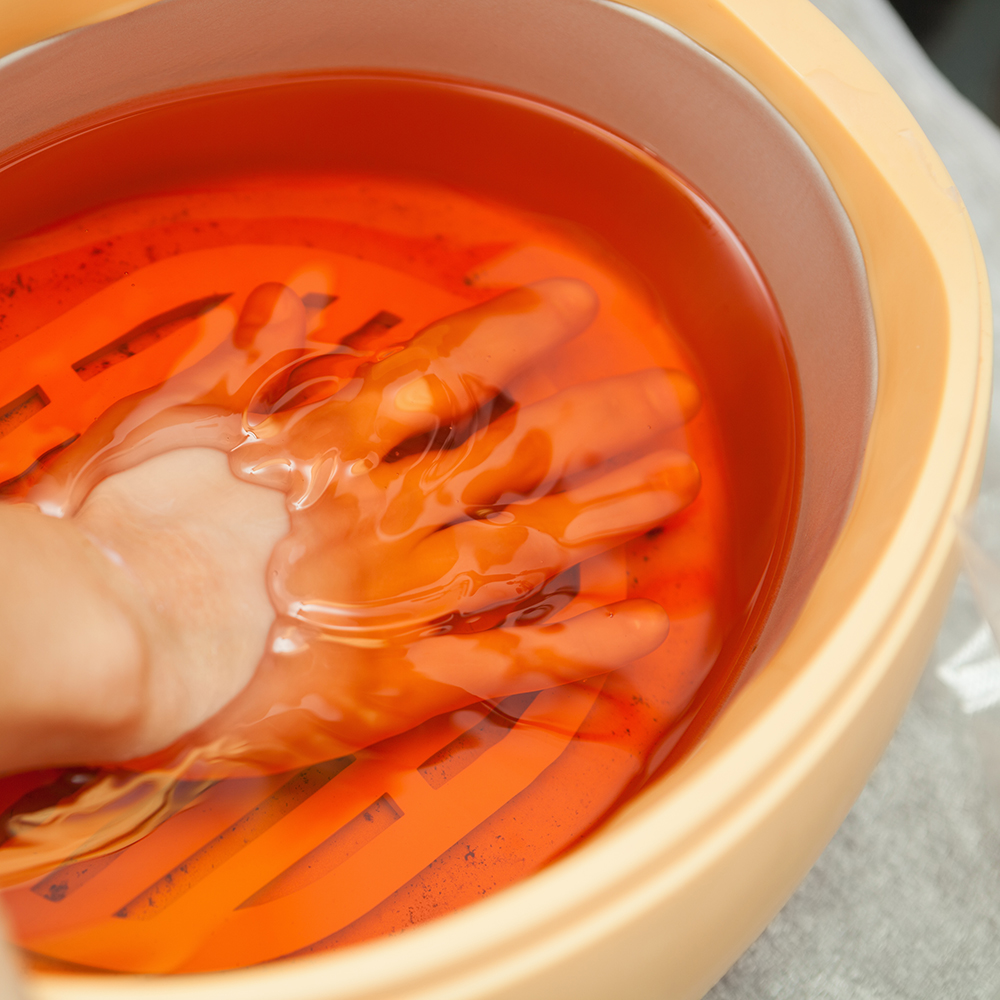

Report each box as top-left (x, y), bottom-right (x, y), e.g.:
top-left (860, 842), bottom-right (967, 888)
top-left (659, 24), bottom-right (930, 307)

top-left (136, 277), bottom-right (701, 776)
top-left (0, 278), bottom-right (700, 780)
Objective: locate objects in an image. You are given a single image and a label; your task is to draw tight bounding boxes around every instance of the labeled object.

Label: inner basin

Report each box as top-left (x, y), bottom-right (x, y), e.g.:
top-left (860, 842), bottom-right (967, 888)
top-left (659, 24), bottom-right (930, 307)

top-left (0, 73), bottom-right (801, 973)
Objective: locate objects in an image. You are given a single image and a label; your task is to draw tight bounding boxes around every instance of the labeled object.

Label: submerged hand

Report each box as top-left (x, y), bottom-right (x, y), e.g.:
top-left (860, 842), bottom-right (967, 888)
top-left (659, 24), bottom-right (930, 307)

top-left (146, 277), bottom-right (701, 775)
top-left (0, 277), bottom-right (701, 777)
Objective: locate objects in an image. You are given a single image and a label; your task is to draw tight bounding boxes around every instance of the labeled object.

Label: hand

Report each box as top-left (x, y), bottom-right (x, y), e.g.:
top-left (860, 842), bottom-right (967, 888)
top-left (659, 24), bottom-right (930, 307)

top-left (1, 278), bottom-right (700, 779)
top-left (135, 278), bottom-right (701, 776)
top-left (0, 275), bottom-right (702, 882)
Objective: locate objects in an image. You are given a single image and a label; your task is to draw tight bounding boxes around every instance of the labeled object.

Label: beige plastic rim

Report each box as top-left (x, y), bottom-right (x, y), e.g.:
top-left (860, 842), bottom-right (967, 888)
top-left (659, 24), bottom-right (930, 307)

top-left (0, 1), bottom-right (991, 998)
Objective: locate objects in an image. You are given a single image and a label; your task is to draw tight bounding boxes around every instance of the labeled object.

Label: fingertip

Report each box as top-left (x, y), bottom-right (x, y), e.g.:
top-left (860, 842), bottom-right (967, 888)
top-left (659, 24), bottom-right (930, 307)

top-left (666, 370), bottom-right (702, 422)
top-left (393, 374), bottom-right (437, 412)
top-left (638, 368), bottom-right (702, 426)
top-left (681, 456), bottom-right (702, 503)
top-left (651, 451), bottom-right (701, 507)
top-left (234, 283), bottom-right (305, 349)
top-left (679, 454), bottom-right (701, 499)
top-left (531, 277), bottom-right (599, 328)
top-left (607, 598), bottom-right (670, 645)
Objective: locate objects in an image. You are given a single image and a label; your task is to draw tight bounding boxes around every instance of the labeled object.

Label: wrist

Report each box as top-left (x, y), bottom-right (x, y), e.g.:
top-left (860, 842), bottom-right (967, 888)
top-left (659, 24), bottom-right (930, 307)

top-left (0, 504), bottom-right (149, 772)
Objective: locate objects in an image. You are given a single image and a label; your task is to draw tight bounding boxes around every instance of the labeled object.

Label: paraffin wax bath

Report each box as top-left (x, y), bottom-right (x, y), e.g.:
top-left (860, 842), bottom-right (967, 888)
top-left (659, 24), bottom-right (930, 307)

top-left (0, 75), bottom-right (801, 972)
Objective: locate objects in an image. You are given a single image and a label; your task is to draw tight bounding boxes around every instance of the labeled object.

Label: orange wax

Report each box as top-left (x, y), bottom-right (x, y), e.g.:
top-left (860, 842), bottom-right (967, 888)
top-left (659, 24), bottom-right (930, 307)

top-left (0, 74), bottom-right (800, 972)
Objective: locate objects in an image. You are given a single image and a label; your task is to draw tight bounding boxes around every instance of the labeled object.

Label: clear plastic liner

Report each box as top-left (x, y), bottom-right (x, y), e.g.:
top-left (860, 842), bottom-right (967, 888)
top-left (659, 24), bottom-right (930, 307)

top-left (947, 492), bottom-right (1000, 808)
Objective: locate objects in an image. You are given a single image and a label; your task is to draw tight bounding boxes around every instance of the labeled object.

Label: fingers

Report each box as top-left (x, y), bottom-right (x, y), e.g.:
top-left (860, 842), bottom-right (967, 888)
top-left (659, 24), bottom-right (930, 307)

top-left (403, 449), bottom-right (699, 618)
top-left (230, 279), bottom-right (597, 494)
top-left (519, 448), bottom-right (701, 548)
top-left (350, 278), bottom-right (597, 458)
top-left (196, 283), bottom-right (308, 411)
top-left (366, 366), bottom-right (699, 546)
top-left (30, 284), bottom-right (308, 514)
top-left (250, 312), bottom-right (411, 414)
top-left (232, 282), bottom-right (302, 351)
top-left (411, 598), bottom-right (670, 698)
top-left (160, 598), bottom-right (669, 777)
top-left (272, 447), bottom-right (698, 635)
top-left (447, 368), bottom-right (701, 508)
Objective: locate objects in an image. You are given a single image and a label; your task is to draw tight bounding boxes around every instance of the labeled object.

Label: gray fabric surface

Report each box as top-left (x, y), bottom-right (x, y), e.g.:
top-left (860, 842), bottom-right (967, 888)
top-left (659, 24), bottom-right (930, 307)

top-left (709, 1), bottom-right (1000, 997)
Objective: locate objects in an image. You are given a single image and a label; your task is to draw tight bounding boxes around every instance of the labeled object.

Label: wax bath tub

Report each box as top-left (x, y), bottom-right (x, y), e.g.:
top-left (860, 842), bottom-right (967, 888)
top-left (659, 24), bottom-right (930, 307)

top-left (0, 0), bottom-right (990, 997)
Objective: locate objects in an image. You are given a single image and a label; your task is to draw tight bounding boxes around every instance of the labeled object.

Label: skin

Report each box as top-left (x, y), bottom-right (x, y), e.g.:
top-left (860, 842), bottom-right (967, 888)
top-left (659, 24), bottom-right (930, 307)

top-left (0, 277), bottom-right (701, 778)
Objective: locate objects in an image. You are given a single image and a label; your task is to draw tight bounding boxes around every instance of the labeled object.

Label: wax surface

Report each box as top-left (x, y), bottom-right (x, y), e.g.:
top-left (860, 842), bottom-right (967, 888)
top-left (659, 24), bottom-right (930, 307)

top-left (0, 75), bottom-right (800, 972)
